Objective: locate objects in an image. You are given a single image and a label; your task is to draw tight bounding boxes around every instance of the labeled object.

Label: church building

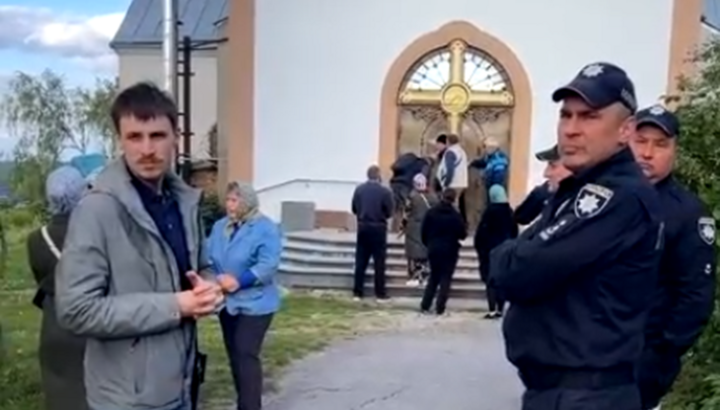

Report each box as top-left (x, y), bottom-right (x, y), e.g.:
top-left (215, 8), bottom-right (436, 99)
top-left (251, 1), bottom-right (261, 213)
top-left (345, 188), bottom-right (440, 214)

top-left (215, 0), bottom-right (706, 226)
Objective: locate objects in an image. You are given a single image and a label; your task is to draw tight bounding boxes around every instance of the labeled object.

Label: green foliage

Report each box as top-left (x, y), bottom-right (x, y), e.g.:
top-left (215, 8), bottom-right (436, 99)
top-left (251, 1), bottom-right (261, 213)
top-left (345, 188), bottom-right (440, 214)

top-left (200, 192), bottom-right (224, 236)
top-left (663, 38), bottom-right (720, 410)
top-left (0, 70), bottom-right (118, 203)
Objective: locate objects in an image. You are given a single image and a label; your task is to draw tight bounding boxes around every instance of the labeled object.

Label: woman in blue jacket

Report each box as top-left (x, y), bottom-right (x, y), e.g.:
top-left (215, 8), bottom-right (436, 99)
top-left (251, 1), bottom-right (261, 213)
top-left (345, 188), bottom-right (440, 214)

top-left (206, 181), bottom-right (283, 410)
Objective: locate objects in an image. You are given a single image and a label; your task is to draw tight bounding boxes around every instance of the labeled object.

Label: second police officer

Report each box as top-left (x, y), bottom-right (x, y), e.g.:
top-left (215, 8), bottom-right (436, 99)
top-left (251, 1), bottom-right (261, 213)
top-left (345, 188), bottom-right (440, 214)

top-left (629, 105), bottom-right (716, 410)
top-left (491, 62), bottom-right (665, 410)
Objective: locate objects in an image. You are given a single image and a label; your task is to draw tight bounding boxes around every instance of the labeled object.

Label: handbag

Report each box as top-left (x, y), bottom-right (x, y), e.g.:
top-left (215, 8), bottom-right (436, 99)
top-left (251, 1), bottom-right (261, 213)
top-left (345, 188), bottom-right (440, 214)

top-left (190, 344), bottom-right (207, 409)
top-left (32, 226), bottom-right (62, 309)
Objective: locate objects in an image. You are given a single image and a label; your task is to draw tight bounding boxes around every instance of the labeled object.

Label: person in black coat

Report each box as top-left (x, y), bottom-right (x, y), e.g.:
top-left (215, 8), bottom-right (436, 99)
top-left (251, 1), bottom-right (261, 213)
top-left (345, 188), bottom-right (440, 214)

top-left (27, 165), bottom-right (89, 410)
top-left (474, 184), bottom-right (518, 318)
top-left (419, 188), bottom-right (467, 315)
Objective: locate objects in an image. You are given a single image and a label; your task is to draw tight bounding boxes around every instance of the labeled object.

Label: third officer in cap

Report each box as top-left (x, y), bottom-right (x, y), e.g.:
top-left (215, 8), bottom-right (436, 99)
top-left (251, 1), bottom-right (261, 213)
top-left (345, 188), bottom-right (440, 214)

top-left (514, 145), bottom-right (572, 225)
top-left (491, 62), bottom-right (664, 410)
top-left (629, 105), bottom-right (716, 410)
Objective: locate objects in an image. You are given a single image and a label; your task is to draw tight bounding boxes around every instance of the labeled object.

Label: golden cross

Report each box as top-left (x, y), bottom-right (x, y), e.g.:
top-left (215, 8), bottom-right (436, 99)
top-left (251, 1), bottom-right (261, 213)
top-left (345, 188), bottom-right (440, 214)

top-left (397, 40), bottom-right (514, 135)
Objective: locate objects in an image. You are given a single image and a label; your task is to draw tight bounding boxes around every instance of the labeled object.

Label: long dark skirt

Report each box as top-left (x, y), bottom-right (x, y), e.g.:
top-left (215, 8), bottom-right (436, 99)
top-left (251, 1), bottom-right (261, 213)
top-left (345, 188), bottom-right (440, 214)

top-left (39, 297), bottom-right (87, 410)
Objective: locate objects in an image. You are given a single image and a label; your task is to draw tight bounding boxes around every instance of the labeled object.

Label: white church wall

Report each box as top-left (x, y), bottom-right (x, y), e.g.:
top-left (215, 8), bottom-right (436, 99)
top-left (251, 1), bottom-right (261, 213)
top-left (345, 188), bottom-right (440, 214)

top-left (702, 22), bottom-right (720, 44)
top-left (254, 0), bottom-right (675, 214)
top-left (116, 48), bottom-right (219, 160)
top-left (257, 180), bottom-right (359, 222)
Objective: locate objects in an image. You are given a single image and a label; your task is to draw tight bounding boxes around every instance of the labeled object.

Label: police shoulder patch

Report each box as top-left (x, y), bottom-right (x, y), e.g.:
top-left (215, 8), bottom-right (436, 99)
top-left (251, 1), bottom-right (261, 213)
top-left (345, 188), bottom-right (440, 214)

top-left (573, 183), bottom-right (614, 219)
top-left (698, 216), bottom-right (716, 246)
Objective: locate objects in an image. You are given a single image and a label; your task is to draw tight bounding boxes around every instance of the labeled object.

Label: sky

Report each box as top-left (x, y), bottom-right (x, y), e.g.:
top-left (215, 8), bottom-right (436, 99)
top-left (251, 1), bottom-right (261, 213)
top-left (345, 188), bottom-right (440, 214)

top-left (0, 0), bottom-right (130, 155)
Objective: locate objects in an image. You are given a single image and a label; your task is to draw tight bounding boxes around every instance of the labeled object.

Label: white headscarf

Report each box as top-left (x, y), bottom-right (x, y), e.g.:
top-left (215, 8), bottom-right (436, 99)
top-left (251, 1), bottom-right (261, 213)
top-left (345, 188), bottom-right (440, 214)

top-left (413, 173), bottom-right (427, 191)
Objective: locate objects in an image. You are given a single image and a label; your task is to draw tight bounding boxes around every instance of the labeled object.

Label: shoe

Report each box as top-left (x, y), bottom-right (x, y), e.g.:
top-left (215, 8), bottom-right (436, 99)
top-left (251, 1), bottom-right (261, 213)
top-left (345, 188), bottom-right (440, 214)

top-left (352, 296), bottom-right (363, 302)
top-left (376, 296), bottom-right (391, 303)
top-left (483, 312), bottom-right (494, 319)
top-left (494, 311), bottom-right (503, 318)
top-left (406, 279), bottom-right (420, 287)
top-left (419, 309), bottom-right (432, 315)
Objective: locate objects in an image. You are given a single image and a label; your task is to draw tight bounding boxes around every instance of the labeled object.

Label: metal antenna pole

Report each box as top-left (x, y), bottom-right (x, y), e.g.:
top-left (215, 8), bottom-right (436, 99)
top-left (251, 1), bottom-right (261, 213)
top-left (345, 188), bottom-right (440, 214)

top-left (162, 0), bottom-right (178, 100)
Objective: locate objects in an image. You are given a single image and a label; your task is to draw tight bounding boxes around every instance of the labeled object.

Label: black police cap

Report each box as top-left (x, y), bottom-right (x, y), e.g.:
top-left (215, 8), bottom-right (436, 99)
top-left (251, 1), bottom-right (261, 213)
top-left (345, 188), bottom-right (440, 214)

top-left (635, 105), bottom-right (680, 138)
top-left (535, 145), bottom-right (560, 162)
top-left (552, 62), bottom-right (638, 113)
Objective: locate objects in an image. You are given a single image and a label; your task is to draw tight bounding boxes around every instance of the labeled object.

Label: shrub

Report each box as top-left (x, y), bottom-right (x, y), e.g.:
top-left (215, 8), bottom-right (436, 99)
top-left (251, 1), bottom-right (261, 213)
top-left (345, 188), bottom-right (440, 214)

top-left (199, 192), bottom-right (224, 236)
top-left (664, 39), bottom-right (720, 409)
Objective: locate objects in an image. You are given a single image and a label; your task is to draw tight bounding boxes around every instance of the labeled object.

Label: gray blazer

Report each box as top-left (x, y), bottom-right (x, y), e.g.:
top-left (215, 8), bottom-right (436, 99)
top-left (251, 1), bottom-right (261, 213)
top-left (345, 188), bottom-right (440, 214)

top-left (55, 159), bottom-right (208, 410)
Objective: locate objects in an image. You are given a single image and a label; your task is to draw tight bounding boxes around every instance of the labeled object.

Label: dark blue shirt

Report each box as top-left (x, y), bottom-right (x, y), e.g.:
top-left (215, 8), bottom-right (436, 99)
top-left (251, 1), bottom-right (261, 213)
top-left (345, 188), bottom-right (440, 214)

top-left (131, 175), bottom-right (192, 291)
top-left (351, 181), bottom-right (394, 227)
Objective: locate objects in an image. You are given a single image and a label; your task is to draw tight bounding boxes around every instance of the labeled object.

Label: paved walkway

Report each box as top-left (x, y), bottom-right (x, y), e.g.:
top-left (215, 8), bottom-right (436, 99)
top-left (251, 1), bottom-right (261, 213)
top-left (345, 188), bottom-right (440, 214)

top-left (264, 312), bottom-right (523, 410)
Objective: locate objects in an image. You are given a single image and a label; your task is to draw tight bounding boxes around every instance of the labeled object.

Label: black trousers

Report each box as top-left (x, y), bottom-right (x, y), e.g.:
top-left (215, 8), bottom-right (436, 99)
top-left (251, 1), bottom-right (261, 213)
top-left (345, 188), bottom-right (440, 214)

top-left (522, 384), bottom-right (641, 410)
top-left (520, 366), bottom-right (640, 410)
top-left (478, 255), bottom-right (505, 312)
top-left (637, 348), bottom-right (682, 409)
top-left (353, 225), bottom-right (388, 298)
top-left (219, 310), bottom-right (274, 410)
top-left (420, 249), bottom-right (459, 314)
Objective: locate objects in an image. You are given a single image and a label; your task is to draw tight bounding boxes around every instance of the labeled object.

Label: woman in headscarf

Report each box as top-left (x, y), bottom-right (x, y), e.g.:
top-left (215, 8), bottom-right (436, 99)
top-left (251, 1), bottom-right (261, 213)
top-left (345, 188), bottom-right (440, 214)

top-left (401, 173), bottom-right (438, 287)
top-left (473, 184), bottom-right (518, 319)
top-left (206, 181), bottom-right (283, 410)
top-left (26, 165), bottom-right (88, 410)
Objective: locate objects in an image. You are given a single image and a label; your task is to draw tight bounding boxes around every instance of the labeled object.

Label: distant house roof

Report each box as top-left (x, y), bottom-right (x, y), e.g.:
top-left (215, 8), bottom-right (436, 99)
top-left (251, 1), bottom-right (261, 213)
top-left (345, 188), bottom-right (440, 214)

top-left (0, 183), bottom-right (10, 200)
top-left (704, 0), bottom-right (720, 31)
top-left (110, 0), bottom-right (229, 50)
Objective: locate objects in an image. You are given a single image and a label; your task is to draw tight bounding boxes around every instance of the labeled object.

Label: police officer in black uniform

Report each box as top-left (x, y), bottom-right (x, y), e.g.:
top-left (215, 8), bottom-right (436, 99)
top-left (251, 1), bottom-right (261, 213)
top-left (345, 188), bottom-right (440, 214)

top-left (491, 62), bottom-right (665, 410)
top-left (513, 145), bottom-right (572, 225)
top-left (629, 105), bottom-right (716, 410)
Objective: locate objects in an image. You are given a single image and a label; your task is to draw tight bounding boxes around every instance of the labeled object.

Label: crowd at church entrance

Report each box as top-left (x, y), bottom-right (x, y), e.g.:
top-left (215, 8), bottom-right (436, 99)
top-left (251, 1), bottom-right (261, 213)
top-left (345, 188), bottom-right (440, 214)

top-left (350, 61), bottom-right (716, 410)
top-left (11, 61), bottom-right (717, 410)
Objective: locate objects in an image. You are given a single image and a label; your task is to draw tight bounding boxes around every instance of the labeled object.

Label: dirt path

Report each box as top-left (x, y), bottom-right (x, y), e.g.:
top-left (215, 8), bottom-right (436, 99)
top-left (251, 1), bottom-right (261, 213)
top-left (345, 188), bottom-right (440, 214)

top-left (263, 311), bottom-right (523, 410)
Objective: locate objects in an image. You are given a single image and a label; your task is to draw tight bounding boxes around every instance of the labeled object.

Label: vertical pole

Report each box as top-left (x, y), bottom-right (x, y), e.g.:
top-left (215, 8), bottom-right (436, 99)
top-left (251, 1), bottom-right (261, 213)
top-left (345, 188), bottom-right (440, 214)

top-left (181, 36), bottom-right (193, 182)
top-left (162, 0), bottom-right (178, 100)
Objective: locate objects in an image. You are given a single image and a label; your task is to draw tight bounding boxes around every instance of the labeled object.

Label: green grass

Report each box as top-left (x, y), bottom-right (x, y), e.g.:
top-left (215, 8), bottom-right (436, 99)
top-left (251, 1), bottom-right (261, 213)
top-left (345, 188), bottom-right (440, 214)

top-left (0, 218), bottom-right (370, 410)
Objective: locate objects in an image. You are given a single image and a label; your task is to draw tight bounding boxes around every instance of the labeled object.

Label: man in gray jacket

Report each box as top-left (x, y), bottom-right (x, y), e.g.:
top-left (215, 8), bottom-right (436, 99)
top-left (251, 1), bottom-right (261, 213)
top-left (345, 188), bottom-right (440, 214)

top-left (55, 82), bottom-right (223, 410)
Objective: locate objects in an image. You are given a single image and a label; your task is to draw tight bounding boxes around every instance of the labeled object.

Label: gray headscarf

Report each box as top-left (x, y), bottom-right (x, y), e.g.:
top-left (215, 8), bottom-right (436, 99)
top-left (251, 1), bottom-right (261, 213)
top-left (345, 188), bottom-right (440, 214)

top-left (46, 165), bottom-right (86, 216)
top-left (227, 180), bottom-right (260, 222)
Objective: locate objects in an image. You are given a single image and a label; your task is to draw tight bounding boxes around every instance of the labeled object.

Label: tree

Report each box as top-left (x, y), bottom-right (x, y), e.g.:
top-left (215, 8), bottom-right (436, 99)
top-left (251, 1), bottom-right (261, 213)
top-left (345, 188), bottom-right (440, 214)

top-left (75, 77), bottom-right (120, 156)
top-left (0, 70), bottom-right (118, 203)
top-left (663, 38), bottom-right (720, 410)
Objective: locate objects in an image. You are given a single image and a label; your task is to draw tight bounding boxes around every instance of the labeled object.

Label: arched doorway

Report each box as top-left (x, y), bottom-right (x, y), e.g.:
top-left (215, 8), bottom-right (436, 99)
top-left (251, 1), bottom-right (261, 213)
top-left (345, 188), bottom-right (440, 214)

top-left (378, 21), bottom-right (532, 213)
top-left (397, 39), bottom-right (515, 230)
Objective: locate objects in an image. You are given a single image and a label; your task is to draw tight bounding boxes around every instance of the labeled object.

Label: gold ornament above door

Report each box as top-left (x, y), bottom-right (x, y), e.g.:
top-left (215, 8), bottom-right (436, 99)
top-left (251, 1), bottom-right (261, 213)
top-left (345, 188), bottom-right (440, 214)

top-left (398, 39), bottom-right (515, 135)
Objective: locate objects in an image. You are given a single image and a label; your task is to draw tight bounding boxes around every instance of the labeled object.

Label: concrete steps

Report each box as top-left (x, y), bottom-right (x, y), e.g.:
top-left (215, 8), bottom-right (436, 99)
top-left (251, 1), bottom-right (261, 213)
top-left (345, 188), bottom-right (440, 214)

top-left (278, 230), bottom-right (485, 301)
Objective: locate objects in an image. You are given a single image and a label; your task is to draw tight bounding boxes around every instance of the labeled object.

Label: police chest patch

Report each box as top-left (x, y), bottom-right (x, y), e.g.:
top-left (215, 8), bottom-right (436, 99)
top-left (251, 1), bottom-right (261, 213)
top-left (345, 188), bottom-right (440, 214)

top-left (573, 184), bottom-right (614, 219)
top-left (698, 217), bottom-right (716, 246)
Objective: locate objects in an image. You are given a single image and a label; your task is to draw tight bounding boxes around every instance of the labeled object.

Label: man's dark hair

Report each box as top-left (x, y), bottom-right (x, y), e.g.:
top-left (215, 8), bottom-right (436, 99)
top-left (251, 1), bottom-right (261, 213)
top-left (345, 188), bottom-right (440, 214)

top-left (436, 134), bottom-right (448, 144)
top-left (441, 188), bottom-right (457, 203)
top-left (110, 82), bottom-right (179, 133)
top-left (366, 165), bottom-right (381, 181)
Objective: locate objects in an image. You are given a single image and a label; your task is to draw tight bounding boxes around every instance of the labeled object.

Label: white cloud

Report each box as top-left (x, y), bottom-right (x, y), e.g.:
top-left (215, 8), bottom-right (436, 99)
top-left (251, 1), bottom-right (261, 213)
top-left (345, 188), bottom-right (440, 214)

top-left (0, 6), bottom-right (124, 73)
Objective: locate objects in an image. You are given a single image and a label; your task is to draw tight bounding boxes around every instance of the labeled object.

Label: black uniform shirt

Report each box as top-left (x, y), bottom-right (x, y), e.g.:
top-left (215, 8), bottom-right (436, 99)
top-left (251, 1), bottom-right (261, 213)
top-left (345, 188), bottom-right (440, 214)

top-left (513, 182), bottom-right (553, 226)
top-left (492, 148), bottom-right (664, 370)
top-left (644, 176), bottom-right (716, 356)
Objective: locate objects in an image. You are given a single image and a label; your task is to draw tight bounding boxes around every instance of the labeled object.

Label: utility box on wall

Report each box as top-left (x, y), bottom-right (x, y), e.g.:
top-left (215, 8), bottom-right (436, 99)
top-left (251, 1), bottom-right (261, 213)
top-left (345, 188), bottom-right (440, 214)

top-left (280, 201), bottom-right (316, 232)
